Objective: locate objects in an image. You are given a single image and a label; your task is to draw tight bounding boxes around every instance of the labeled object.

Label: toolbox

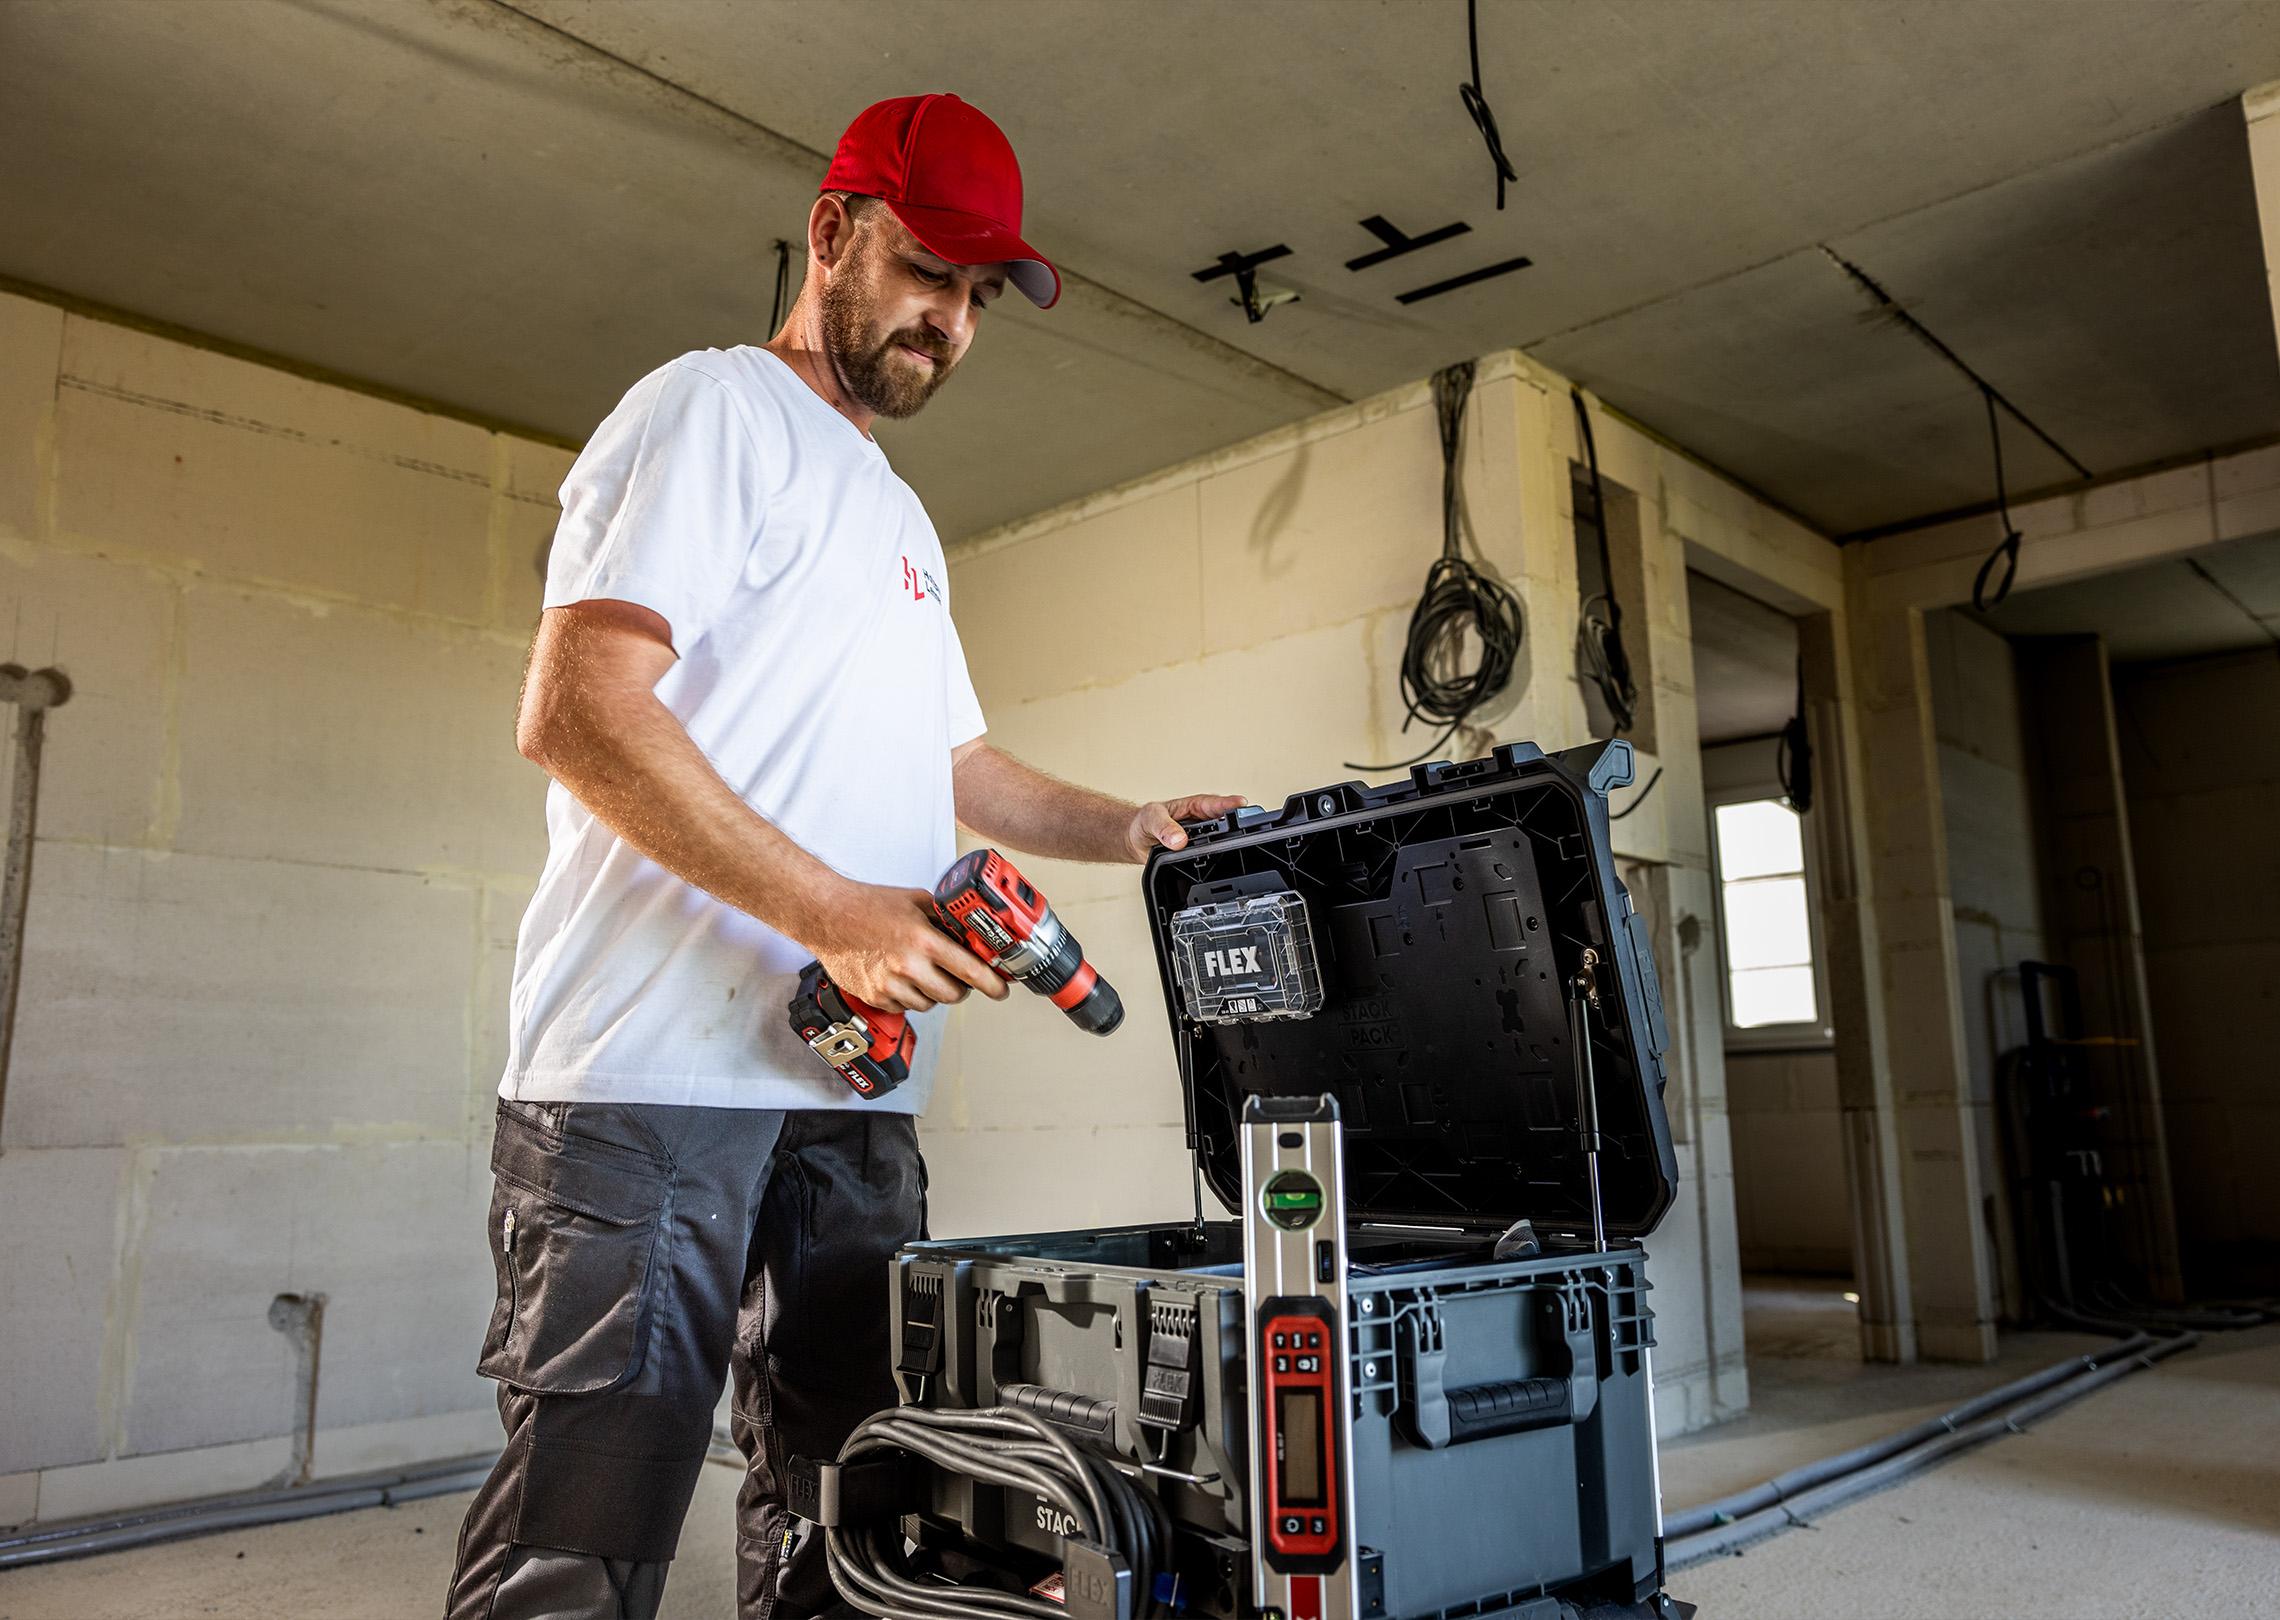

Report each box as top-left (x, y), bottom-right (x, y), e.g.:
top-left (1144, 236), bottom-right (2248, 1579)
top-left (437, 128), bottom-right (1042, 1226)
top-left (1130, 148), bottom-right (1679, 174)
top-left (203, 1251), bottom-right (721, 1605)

top-left (857, 739), bottom-right (1683, 1620)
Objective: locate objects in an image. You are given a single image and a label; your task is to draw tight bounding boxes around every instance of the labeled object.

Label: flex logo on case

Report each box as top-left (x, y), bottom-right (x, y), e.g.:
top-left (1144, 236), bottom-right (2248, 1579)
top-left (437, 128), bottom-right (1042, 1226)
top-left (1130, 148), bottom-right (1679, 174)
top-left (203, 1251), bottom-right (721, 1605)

top-left (900, 556), bottom-right (943, 605)
top-left (1201, 945), bottom-right (1263, 979)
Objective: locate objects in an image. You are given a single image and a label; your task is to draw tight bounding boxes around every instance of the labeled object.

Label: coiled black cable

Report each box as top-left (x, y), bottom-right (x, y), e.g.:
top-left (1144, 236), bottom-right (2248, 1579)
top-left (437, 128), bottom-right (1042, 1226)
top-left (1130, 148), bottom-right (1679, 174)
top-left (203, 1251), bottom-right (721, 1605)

top-left (825, 1404), bottom-right (1176, 1620)
top-left (1346, 361), bottom-right (1524, 772)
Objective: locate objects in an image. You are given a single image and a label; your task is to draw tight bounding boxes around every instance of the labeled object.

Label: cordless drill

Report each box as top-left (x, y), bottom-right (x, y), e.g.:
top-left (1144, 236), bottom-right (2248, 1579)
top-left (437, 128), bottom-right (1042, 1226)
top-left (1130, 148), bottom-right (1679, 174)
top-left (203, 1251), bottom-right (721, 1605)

top-left (789, 849), bottom-right (1123, 1099)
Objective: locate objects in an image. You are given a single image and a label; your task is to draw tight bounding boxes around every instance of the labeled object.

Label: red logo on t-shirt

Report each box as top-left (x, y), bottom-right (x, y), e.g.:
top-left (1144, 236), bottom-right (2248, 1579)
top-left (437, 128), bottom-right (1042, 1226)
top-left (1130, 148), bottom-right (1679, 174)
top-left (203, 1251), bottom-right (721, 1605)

top-left (901, 556), bottom-right (943, 605)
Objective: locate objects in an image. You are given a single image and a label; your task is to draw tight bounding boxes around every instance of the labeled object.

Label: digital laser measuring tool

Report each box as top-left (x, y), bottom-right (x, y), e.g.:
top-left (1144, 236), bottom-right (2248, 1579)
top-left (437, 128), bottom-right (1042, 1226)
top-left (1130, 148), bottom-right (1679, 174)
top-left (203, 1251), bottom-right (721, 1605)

top-left (789, 848), bottom-right (1123, 1098)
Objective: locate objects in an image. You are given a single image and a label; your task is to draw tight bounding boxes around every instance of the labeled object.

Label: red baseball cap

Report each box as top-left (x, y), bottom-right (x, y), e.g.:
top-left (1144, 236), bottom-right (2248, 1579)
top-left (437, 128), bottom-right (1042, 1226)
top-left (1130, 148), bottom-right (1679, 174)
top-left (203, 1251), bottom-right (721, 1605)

top-left (820, 93), bottom-right (1061, 309)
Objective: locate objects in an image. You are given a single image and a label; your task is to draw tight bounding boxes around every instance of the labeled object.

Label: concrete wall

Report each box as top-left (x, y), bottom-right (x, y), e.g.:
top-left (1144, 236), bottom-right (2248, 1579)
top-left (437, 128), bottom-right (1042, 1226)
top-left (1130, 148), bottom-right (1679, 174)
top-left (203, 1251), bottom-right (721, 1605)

top-left (937, 350), bottom-right (1850, 1434)
top-left (0, 290), bottom-right (563, 1524)
top-left (1724, 1048), bottom-right (1849, 1274)
top-left (2116, 647), bottom-right (2280, 1290)
top-left (1921, 611), bottom-right (2050, 1317)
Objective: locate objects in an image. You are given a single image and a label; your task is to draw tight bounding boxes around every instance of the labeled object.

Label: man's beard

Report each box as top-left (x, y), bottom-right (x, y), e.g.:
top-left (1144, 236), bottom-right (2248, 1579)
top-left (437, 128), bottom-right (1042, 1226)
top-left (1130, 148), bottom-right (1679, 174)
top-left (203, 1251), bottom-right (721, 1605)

top-left (821, 249), bottom-right (959, 420)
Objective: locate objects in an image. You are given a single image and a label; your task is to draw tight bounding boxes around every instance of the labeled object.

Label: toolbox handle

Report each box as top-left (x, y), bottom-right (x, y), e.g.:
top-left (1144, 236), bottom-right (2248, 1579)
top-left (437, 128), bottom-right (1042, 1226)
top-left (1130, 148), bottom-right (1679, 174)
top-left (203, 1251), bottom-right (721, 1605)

top-left (1398, 1296), bottom-right (1600, 1450)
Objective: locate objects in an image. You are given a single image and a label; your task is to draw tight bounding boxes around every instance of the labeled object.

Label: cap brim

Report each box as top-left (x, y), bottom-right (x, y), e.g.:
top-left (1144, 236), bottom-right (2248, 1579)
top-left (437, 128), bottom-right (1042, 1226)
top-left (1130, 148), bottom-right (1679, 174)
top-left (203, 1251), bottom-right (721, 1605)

top-left (883, 198), bottom-right (1060, 309)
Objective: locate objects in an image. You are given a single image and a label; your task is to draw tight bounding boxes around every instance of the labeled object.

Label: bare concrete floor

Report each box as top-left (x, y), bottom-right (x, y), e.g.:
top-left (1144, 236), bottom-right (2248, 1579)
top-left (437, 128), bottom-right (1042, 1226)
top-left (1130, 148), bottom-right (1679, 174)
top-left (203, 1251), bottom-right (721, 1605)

top-left (3, 1278), bottom-right (2275, 1620)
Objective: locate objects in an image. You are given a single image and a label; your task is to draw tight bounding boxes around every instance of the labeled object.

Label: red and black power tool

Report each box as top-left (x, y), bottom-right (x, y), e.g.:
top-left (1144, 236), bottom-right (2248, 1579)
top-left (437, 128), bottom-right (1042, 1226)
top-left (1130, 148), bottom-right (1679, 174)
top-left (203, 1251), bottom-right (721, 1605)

top-left (789, 849), bottom-right (1123, 1099)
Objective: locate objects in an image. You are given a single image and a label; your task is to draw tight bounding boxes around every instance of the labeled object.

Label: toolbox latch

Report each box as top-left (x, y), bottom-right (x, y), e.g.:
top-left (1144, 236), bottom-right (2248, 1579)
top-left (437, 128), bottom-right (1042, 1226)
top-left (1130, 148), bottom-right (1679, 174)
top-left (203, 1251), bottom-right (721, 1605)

top-left (1138, 1299), bottom-right (1199, 1432)
top-left (898, 1270), bottom-right (945, 1395)
top-left (1397, 1302), bottom-right (1453, 1449)
top-left (1558, 1280), bottom-right (1601, 1425)
top-left (977, 1287), bottom-right (1027, 1398)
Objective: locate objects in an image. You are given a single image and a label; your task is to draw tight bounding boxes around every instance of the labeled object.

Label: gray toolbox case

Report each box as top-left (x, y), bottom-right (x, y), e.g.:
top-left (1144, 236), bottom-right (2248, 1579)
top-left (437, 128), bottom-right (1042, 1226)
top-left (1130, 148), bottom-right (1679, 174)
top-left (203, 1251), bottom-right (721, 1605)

top-left (886, 738), bottom-right (1683, 1620)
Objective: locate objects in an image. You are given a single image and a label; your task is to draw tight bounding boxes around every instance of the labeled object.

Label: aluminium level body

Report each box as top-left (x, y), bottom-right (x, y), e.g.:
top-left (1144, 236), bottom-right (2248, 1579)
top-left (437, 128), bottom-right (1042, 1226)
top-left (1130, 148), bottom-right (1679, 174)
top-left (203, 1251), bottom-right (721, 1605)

top-left (1241, 1095), bottom-right (1358, 1620)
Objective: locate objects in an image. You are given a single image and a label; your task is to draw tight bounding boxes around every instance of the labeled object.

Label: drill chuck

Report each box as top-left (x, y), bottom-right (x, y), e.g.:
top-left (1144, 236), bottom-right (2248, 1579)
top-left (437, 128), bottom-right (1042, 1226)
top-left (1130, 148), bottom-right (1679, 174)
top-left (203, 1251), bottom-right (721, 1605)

top-left (932, 850), bottom-right (1123, 1037)
top-left (1017, 910), bottom-right (1124, 1035)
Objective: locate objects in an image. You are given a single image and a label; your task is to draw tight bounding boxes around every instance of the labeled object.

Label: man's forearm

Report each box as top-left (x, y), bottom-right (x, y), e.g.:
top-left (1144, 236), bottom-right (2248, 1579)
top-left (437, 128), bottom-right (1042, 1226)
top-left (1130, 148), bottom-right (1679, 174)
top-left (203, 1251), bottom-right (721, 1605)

top-left (527, 687), bottom-right (848, 946)
top-left (953, 743), bottom-right (1142, 862)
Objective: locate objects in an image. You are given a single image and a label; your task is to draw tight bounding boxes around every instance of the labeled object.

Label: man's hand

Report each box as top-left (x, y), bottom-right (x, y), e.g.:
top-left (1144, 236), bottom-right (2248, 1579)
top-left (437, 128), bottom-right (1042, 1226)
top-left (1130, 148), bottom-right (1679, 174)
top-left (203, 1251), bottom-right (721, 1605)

top-left (1124, 794), bottom-right (1248, 860)
top-left (806, 880), bottom-right (1010, 1015)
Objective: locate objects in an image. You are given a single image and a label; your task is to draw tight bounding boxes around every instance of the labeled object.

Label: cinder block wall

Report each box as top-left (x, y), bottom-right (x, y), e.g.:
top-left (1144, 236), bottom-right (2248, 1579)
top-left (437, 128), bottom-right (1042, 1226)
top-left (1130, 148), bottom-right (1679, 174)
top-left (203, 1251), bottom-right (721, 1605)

top-left (2117, 647), bottom-right (2280, 1290)
top-left (937, 351), bottom-right (1847, 1435)
top-left (1922, 611), bottom-right (2049, 1317)
top-left (0, 291), bottom-right (565, 1522)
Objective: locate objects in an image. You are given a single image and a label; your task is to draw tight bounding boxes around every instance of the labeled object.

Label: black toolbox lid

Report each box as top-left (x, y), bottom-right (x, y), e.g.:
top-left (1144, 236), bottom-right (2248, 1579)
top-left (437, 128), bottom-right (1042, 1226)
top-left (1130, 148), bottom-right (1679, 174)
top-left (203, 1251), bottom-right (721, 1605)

top-left (1142, 739), bottom-right (1678, 1238)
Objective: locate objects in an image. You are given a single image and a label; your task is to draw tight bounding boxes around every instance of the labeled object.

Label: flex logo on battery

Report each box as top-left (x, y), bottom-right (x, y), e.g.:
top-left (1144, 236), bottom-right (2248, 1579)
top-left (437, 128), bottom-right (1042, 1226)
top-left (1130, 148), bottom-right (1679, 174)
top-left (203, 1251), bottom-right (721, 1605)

top-left (1201, 945), bottom-right (1263, 979)
top-left (900, 556), bottom-right (943, 606)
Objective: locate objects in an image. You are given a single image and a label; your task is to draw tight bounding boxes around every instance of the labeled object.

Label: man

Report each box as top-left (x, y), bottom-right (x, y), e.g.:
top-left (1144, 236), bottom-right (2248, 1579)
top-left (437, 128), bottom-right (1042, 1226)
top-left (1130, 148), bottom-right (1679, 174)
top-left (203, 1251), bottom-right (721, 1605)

top-left (446, 93), bottom-right (1240, 1620)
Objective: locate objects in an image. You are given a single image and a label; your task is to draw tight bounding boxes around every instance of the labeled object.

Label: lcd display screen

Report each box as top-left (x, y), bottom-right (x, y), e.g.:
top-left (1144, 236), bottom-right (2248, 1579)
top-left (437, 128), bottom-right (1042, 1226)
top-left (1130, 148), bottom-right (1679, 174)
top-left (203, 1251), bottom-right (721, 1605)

top-left (1277, 1387), bottom-right (1324, 1507)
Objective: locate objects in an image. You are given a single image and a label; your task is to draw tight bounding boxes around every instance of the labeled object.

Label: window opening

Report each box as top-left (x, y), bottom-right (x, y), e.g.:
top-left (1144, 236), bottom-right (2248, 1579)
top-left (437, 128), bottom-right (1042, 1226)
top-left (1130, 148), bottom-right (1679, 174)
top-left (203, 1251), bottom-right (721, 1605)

top-left (1713, 797), bottom-right (1820, 1032)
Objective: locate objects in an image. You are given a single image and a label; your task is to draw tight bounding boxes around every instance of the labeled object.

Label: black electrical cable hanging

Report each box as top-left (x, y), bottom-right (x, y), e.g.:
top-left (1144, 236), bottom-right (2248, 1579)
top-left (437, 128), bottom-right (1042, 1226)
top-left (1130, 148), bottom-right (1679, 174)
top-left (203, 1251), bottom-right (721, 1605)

top-left (1458, 0), bottom-right (1518, 209)
top-left (1345, 361), bottom-right (1524, 773)
top-left (1572, 389), bottom-right (1638, 736)
top-left (1609, 766), bottom-right (1663, 820)
top-left (1776, 654), bottom-right (1814, 814)
top-left (770, 238), bottom-right (794, 334)
top-left (1972, 384), bottom-right (2026, 612)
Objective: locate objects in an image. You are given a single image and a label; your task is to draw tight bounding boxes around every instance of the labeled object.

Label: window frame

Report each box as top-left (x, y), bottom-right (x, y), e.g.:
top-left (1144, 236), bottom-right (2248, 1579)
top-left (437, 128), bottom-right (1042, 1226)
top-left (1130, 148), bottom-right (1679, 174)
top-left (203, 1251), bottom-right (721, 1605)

top-left (1708, 781), bottom-right (1835, 1052)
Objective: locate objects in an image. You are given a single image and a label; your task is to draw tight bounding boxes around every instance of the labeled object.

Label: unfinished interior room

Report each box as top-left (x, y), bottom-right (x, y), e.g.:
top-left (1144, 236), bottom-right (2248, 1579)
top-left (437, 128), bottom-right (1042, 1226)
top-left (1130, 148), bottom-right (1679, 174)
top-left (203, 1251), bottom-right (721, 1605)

top-left (2, 3), bottom-right (2276, 1618)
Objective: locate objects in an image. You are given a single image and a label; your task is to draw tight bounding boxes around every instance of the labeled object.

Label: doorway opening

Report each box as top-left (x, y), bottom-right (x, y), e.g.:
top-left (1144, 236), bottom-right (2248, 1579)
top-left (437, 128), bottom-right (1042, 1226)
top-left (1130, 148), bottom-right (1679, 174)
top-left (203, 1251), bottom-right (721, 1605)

top-left (1687, 568), bottom-right (1860, 1355)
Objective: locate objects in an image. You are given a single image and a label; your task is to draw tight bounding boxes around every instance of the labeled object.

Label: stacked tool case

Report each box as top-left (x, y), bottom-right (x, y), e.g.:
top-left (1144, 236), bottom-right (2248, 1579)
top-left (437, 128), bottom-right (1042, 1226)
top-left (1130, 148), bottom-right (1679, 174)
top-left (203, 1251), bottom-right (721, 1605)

top-left (872, 740), bottom-right (1684, 1620)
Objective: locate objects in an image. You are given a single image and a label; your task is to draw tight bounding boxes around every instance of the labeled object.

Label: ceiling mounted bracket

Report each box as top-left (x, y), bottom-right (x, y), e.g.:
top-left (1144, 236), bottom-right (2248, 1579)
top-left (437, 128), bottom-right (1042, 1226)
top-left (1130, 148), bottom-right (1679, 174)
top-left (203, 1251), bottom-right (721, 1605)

top-left (1192, 245), bottom-right (1299, 324)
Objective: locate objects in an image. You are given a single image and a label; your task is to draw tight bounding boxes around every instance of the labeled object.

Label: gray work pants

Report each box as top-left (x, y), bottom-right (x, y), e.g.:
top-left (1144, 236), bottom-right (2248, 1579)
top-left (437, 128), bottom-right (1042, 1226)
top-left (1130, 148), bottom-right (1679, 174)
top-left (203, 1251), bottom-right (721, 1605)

top-left (444, 1098), bottom-right (925, 1620)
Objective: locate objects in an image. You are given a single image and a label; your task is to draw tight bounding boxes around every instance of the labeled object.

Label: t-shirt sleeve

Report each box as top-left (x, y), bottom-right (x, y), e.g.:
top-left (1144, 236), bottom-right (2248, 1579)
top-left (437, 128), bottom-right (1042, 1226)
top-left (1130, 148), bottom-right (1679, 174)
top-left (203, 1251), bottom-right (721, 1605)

top-left (943, 608), bottom-right (988, 748)
top-left (545, 362), bottom-right (767, 652)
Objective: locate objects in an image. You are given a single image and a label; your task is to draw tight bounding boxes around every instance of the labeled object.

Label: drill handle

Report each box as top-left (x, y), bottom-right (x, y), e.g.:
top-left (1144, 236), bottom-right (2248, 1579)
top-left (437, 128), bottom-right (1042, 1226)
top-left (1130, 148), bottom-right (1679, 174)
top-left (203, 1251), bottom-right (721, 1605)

top-left (790, 961), bottom-right (915, 1100)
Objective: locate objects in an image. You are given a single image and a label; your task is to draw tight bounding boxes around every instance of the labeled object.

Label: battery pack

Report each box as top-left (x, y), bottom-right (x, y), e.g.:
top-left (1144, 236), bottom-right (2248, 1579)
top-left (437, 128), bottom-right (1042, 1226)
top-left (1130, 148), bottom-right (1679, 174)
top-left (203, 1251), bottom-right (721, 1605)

top-left (1167, 891), bottom-right (1324, 1024)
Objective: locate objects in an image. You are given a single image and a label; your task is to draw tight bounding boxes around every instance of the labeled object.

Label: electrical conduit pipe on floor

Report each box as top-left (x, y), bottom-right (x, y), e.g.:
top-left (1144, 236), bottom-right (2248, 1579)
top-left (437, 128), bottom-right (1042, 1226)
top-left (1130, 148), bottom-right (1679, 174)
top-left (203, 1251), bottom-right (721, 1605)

top-left (1663, 1331), bottom-right (2197, 1568)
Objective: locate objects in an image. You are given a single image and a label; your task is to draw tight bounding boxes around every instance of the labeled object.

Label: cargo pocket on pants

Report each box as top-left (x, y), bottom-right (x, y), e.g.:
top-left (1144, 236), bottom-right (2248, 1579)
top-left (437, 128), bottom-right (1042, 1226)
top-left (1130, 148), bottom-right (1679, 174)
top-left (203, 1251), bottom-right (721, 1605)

top-left (478, 1104), bottom-right (670, 1395)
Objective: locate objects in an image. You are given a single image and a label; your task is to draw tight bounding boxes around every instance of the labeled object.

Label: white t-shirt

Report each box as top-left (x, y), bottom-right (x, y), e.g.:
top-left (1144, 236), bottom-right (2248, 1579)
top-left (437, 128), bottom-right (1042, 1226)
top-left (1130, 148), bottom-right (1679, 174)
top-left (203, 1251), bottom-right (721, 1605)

top-left (500, 346), bottom-right (986, 1114)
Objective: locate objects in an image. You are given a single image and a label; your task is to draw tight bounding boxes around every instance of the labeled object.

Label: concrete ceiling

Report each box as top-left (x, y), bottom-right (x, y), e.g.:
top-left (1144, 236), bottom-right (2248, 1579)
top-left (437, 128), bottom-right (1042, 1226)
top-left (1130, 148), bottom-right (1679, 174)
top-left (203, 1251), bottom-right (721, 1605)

top-left (1688, 570), bottom-right (1801, 745)
top-left (1971, 531), bottom-right (2280, 664)
top-left (7, 0), bottom-right (2280, 542)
